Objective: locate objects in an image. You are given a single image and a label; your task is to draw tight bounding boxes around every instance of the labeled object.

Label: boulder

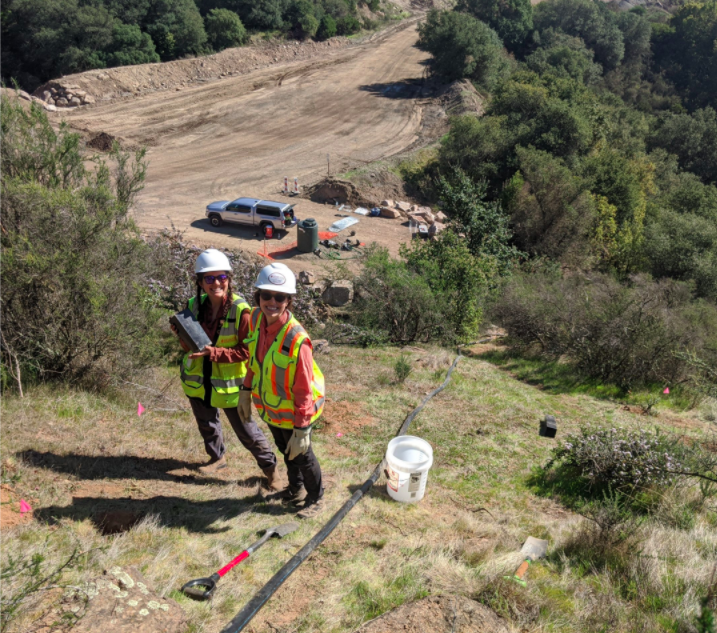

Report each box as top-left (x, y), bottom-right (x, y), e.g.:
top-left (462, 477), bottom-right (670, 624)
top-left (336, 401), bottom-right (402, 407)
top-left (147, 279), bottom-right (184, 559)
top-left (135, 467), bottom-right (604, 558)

top-left (313, 339), bottom-right (330, 354)
top-left (42, 90), bottom-right (52, 102)
top-left (436, 211), bottom-right (447, 222)
top-left (321, 280), bottom-right (353, 307)
top-left (380, 199), bottom-right (394, 208)
top-left (298, 270), bottom-right (315, 285)
top-left (395, 201), bottom-right (412, 212)
top-left (56, 97), bottom-right (68, 107)
top-left (60, 567), bottom-right (185, 633)
top-left (18, 90), bottom-right (31, 101)
top-left (380, 207), bottom-right (401, 219)
top-left (70, 96), bottom-right (82, 106)
top-left (428, 222), bottom-right (445, 236)
top-left (43, 103), bottom-right (57, 112)
top-left (83, 94), bottom-right (95, 104)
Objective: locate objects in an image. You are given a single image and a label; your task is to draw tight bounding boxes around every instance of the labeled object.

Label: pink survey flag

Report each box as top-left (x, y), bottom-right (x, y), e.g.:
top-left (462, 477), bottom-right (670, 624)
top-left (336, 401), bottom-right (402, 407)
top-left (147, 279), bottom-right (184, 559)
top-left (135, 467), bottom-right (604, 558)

top-left (336, 433), bottom-right (344, 438)
top-left (663, 387), bottom-right (670, 395)
top-left (19, 499), bottom-right (31, 513)
top-left (137, 402), bottom-right (145, 416)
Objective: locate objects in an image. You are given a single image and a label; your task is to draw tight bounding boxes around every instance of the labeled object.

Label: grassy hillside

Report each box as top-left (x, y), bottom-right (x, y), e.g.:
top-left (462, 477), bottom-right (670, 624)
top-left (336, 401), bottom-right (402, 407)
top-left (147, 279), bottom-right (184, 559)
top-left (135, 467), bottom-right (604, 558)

top-left (2, 344), bottom-right (715, 632)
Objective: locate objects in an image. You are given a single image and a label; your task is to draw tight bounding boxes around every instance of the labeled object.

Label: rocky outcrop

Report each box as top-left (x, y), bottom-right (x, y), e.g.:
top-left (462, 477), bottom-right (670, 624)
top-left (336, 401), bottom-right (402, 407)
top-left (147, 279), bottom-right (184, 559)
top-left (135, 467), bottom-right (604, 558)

top-left (32, 82), bottom-right (96, 109)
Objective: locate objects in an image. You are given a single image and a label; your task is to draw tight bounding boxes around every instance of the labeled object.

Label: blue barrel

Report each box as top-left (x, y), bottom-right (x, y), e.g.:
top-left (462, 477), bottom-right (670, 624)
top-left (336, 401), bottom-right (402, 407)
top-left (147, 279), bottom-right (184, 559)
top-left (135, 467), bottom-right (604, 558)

top-left (297, 218), bottom-right (319, 253)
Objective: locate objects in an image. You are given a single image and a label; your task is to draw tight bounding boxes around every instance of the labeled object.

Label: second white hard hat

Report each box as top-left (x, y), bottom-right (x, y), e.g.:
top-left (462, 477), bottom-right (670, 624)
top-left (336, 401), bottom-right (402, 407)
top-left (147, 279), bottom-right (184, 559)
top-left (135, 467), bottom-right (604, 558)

top-left (195, 249), bottom-right (232, 274)
top-left (255, 263), bottom-right (297, 294)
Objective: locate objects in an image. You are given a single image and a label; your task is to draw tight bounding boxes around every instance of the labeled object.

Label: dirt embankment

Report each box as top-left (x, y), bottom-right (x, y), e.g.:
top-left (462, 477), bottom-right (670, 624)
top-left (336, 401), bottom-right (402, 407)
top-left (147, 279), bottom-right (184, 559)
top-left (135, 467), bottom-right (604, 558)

top-left (32, 37), bottom-right (354, 108)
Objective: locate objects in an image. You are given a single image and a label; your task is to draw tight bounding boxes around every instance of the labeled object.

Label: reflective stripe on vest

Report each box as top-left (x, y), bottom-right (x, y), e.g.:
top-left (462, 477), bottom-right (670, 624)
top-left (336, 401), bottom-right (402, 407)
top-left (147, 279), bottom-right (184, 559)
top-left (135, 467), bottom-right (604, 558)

top-left (246, 308), bottom-right (325, 429)
top-left (179, 293), bottom-right (250, 408)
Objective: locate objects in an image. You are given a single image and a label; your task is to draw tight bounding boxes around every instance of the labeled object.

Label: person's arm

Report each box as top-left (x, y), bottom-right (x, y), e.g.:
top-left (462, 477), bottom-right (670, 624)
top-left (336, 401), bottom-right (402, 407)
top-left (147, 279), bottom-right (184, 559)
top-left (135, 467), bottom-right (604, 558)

top-left (208, 310), bottom-right (251, 364)
top-left (292, 340), bottom-right (315, 428)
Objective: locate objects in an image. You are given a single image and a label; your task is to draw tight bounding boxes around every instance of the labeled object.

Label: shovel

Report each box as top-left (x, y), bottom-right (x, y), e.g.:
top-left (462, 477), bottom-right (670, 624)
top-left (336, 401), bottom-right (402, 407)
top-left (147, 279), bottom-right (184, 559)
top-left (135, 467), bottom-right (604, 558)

top-left (505, 536), bottom-right (548, 587)
top-left (181, 522), bottom-right (298, 600)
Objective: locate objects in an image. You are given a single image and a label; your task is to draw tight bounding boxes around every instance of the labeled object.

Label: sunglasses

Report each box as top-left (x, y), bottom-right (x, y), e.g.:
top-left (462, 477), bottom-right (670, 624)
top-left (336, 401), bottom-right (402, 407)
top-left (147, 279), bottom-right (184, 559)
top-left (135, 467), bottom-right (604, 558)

top-left (260, 291), bottom-right (289, 303)
top-left (202, 274), bottom-right (229, 284)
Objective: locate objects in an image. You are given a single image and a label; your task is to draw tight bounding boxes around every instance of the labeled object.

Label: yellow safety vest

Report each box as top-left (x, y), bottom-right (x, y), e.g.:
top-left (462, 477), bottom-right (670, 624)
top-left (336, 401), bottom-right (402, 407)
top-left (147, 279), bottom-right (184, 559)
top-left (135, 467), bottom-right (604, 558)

top-left (180, 293), bottom-right (250, 408)
top-left (245, 308), bottom-right (325, 429)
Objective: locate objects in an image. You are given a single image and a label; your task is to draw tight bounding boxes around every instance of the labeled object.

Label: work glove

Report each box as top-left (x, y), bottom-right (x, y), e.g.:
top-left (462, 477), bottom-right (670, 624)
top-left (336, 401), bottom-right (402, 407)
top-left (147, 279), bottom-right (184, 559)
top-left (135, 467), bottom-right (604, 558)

top-left (238, 390), bottom-right (252, 423)
top-left (286, 426), bottom-right (311, 461)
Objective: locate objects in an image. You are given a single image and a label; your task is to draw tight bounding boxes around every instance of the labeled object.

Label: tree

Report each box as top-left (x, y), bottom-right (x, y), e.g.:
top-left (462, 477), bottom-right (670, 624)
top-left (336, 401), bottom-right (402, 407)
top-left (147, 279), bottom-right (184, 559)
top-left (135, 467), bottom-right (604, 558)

top-left (105, 22), bottom-right (160, 66)
top-left (533, 0), bottom-right (625, 71)
top-left (316, 14), bottom-right (337, 40)
top-left (457, 0), bottom-right (533, 52)
top-left (649, 108), bottom-right (717, 185)
top-left (144, 0), bottom-right (207, 60)
top-left (652, 1), bottom-right (717, 110)
top-left (205, 8), bottom-right (247, 50)
top-left (435, 168), bottom-right (521, 272)
top-left (417, 10), bottom-right (510, 89)
top-left (525, 32), bottom-right (602, 85)
top-left (336, 15), bottom-right (361, 34)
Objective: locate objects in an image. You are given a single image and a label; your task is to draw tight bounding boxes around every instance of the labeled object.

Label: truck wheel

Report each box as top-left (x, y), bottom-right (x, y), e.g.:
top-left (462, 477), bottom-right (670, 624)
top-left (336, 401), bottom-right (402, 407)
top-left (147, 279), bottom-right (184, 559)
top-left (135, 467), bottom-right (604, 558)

top-left (209, 214), bottom-right (222, 227)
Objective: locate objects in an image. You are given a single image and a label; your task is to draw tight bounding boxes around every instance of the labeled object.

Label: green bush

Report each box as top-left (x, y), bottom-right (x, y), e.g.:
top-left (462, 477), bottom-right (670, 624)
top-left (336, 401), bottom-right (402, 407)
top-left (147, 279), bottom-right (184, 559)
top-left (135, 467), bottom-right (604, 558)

top-left (417, 9), bottom-right (510, 90)
top-left (316, 14), bottom-right (337, 40)
top-left (205, 8), bottom-right (247, 51)
top-left (336, 15), bottom-right (361, 35)
top-left (491, 271), bottom-right (717, 390)
top-left (0, 98), bottom-right (162, 390)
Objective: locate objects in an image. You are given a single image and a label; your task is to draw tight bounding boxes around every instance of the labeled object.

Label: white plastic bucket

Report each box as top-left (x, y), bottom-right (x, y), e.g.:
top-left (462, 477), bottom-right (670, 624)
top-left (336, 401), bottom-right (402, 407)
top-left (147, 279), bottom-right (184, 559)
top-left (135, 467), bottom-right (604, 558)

top-left (385, 435), bottom-right (433, 503)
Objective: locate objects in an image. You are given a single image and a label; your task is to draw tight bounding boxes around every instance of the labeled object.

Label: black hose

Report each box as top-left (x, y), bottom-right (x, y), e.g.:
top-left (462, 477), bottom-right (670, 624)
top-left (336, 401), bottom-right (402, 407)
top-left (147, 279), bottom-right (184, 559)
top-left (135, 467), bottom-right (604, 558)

top-left (220, 353), bottom-right (462, 633)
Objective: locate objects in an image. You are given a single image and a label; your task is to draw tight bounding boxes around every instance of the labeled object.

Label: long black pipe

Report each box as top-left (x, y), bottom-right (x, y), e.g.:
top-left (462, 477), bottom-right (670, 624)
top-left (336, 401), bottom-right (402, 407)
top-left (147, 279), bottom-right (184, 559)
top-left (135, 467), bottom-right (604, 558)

top-left (220, 353), bottom-right (462, 633)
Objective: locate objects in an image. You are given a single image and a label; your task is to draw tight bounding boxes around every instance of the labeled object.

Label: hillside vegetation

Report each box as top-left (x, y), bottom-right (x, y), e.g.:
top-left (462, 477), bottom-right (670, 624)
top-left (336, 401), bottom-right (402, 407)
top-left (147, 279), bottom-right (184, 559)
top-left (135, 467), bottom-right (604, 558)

top-left (1, 0), bottom-right (396, 91)
top-left (3, 0), bottom-right (717, 631)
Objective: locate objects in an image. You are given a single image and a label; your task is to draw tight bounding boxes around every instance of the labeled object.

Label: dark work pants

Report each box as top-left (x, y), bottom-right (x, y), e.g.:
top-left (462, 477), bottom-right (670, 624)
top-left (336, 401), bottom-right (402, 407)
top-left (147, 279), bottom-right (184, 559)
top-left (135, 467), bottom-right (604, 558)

top-left (268, 425), bottom-right (323, 501)
top-left (188, 397), bottom-right (277, 471)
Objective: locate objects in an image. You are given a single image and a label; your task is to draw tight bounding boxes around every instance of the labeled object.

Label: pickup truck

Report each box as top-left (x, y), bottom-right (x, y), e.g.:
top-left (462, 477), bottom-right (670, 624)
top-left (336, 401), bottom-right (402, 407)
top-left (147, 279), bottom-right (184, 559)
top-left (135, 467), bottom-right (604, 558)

top-left (205, 197), bottom-right (297, 234)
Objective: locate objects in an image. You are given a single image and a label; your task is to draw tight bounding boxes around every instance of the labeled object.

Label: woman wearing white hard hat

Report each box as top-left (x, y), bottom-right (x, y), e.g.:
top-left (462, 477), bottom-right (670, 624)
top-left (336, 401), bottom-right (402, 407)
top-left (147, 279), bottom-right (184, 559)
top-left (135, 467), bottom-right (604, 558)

top-left (172, 249), bottom-right (281, 489)
top-left (239, 263), bottom-right (326, 519)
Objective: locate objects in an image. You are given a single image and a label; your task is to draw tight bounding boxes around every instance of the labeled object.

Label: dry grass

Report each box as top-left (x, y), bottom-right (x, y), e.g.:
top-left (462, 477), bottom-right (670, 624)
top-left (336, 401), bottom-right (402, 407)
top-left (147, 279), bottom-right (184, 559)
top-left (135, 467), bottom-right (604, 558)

top-left (2, 346), bottom-right (716, 632)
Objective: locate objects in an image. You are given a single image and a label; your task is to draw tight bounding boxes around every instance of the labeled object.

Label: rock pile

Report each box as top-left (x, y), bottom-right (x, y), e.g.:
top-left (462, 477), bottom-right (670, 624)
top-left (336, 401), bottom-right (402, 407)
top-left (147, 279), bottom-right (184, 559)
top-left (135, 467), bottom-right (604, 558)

top-left (36, 83), bottom-right (95, 108)
top-left (378, 200), bottom-right (447, 238)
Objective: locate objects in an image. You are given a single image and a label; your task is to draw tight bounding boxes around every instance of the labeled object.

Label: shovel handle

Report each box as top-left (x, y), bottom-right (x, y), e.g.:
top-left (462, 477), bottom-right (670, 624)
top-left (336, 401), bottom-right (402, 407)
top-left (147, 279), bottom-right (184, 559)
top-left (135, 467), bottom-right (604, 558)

top-left (513, 559), bottom-right (530, 581)
top-left (217, 550), bottom-right (250, 577)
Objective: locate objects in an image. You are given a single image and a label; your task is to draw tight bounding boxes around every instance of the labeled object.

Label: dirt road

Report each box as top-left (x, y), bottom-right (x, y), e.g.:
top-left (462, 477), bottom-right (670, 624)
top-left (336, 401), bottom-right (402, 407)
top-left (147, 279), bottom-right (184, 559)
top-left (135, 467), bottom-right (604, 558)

top-left (58, 21), bottom-right (433, 270)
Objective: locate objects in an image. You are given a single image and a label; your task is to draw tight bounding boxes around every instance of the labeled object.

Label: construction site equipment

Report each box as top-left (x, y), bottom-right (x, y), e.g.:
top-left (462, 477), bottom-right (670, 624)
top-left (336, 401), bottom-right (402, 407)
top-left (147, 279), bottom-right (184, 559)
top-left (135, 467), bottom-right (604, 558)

top-left (540, 415), bottom-right (557, 438)
top-left (181, 523), bottom-right (299, 600)
top-left (297, 218), bottom-right (319, 253)
top-left (195, 248), bottom-right (232, 274)
top-left (384, 435), bottom-right (433, 503)
top-left (169, 309), bottom-right (212, 353)
top-left (219, 354), bottom-right (463, 633)
top-left (506, 537), bottom-right (549, 587)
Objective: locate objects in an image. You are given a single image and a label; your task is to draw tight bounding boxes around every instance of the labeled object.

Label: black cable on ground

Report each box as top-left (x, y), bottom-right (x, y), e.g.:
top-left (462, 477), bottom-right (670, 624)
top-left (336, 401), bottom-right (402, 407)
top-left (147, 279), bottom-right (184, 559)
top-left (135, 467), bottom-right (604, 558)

top-left (220, 353), bottom-right (463, 633)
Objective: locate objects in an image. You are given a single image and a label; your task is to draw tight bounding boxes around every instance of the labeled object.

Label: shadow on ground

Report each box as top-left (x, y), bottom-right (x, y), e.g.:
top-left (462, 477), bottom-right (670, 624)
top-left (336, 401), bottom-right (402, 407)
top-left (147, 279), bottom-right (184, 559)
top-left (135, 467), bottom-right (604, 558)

top-left (358, 79), bottom-right (426, 99)
top-left (35, 493), bottom-right (297, 534)
top-left (18, 450), bottom-right (231, 486)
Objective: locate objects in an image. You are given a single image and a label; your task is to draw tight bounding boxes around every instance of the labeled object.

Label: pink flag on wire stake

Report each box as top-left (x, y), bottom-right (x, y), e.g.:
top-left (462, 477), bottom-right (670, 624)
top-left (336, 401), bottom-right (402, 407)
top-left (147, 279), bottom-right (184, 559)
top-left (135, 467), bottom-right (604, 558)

top-left (137, 402), bottom-right (145, 416)
top-left (663, 387), bottom-right (670, 395)
top-left (336, 433), bottom-right (343, 438)
top-left (19, 499), bottom-right (31, 514)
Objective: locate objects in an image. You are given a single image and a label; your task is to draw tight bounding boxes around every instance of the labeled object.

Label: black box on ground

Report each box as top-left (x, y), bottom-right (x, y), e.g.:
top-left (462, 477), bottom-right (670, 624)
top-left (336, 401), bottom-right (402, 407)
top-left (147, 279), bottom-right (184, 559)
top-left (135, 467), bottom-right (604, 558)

top-left (169, 309), bottom-right (212, 353)
top-left (539, 415), bottom-right (557, 438)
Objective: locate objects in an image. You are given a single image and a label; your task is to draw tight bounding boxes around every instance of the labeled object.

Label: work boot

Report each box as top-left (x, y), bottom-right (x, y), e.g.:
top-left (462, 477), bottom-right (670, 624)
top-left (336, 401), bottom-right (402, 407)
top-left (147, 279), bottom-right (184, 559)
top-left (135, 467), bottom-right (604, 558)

top-left (279, 485), bottom-right (307, 505)
top-left (262, 465), bottom-right (283, 492)
top-left (198, 456), bottom-right (227, 474)
top-left (296, 497), bottom-right (325, 519)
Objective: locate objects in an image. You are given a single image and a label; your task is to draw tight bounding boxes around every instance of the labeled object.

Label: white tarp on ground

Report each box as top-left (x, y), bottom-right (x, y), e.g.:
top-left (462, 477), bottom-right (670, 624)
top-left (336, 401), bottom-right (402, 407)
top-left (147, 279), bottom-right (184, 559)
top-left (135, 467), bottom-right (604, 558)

top-left (328, 217), bottom-right (360, 232)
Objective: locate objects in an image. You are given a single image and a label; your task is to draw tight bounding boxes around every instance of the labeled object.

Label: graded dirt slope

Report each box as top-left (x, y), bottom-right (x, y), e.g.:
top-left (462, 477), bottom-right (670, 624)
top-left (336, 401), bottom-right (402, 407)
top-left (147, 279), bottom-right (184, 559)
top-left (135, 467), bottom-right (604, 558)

top-left (56, 20), bottom-right (434, 269)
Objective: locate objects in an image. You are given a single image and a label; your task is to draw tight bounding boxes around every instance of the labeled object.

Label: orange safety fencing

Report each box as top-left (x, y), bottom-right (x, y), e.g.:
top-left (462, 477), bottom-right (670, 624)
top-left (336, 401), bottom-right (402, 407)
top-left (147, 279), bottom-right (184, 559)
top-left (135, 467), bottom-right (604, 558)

top-left (257, 232), bottom-right (338, 260)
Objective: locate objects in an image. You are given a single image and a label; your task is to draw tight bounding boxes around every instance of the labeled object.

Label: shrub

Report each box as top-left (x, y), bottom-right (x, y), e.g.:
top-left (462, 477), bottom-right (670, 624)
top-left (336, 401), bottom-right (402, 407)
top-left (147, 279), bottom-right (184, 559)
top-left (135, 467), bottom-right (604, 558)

top-left (491, 271), bottom-right (717, 390)
top-left (549, 426), bottom-right (682, 491)
top-left (394, 354), bottom-right (412, 383)
top-left (1, 98), bottom-right (162, 391)
top-left (336, 15), bottom-right (361, 35)
top-left (316, 14), bottom-right (337, 40)
top-left (205, 8), bottom-right (247, 51)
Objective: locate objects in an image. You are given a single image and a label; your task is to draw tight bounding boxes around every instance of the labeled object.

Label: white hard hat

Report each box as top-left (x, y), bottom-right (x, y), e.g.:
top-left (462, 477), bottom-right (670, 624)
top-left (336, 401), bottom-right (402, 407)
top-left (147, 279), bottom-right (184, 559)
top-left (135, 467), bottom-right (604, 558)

top-left (195, 249), bottom-right (232, 274)
top-left (255, 263), bottom-right (297, 294)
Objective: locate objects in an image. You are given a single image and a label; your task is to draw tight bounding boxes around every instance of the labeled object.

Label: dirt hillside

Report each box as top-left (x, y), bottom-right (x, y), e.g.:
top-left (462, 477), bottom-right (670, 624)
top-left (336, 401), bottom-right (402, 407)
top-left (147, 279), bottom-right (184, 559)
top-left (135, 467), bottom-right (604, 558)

top-left (49, 18), bottom-right (446, 270)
